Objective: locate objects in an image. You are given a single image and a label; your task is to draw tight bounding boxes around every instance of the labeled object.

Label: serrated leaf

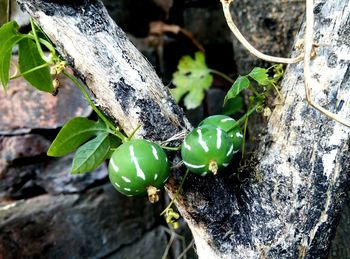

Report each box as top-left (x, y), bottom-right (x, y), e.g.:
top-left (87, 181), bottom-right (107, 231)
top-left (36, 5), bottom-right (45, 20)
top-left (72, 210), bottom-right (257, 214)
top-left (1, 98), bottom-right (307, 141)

top-left (171, 52), bottom-right (213, 109)
top-left (71, 133), bottom-right (110, 174)
top-left (248, 67), bottom-right (270, 86)
top-left (224, 76), bottom-right (250, 105)
top-left (47, 117), bottom-right (108, 157)
top-left (0, 21), bottom-right (24, 91)
top-left (18, 38), bottom-right (54, 92)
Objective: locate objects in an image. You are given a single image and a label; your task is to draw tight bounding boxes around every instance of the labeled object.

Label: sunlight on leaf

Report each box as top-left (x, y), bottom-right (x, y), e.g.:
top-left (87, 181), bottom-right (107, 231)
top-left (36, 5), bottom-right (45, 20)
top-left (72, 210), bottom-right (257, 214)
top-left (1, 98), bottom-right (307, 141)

top-left (171, 52), bottom-right (213, 109)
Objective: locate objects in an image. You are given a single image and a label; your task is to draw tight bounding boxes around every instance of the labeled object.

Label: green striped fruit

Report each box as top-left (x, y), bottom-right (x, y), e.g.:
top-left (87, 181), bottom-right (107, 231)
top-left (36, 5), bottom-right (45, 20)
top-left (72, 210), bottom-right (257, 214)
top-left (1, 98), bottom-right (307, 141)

top-left (181, 125), bottom-right (234, 176)
top-left (199, 115), bottom-right (243, 153)
top-left (108, 140), bottom-right (169, 203)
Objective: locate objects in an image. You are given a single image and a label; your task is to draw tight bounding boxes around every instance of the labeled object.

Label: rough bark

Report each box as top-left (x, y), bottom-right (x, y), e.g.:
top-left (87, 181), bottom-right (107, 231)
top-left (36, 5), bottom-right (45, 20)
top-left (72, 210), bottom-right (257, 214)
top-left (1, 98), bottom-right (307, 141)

top-left (230, 0), bottom-right (306, 74)
top-left (18, 0), bottom-right (190, 142)
top-left (16, 0), bottom-right (350, 258)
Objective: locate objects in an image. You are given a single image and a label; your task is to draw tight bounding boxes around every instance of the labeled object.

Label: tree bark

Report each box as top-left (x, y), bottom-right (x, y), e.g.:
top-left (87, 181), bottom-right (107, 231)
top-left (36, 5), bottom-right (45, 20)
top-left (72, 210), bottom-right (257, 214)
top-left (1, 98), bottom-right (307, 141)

top-left (17, 0), bottom-right (350, 258)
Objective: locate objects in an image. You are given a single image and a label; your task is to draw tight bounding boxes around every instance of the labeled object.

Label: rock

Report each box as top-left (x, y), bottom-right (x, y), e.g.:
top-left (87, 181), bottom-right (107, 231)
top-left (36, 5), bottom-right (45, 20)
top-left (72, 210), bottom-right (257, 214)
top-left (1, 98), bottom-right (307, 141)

top-left (0, 134), bottom-right (51, 200)
top-left (229, 0), bottom-right (305, 74)
top-left (107, 227), bottom-right (168, 259)
top-left (0, 135), bottom-right (50, 165)
top-left (205, 88), bottom-right (226, 116)
top-left (38, 155), bottom-right (108, 194)
top-left (183, 3), bottom-right (231, 46)
top-left (0, 155), bottom-right (108, 200)
top-left (0, 134), bottom-right (110, 200)
top-left (0, 57), bottom-right (91, 133)
top-left (0, 164), bottom-right (46, 200)
top-left (0, 184), bottom-right (163, 259)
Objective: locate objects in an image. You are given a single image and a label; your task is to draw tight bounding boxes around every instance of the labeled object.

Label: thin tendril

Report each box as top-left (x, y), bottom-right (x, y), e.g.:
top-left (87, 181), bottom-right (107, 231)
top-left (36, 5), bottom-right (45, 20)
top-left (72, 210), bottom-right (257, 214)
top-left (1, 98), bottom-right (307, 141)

top-left (227, 103), bottom-right (259, 132)
top-left (10, 63), bottom-right (49, 80)
top-left (161, 169), bottom-right (189, 216)
top-left (63, 70), bottom-right (128, 142)
top-left (220, 0), bottom-right (303, 64)
top-left (209, 69), bottom-right (235, 84)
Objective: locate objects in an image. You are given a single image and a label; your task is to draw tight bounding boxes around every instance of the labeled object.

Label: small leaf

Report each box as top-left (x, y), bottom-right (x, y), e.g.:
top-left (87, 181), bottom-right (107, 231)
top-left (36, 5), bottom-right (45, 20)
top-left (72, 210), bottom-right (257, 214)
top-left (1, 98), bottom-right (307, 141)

top-left (18, 38), bottom-right (54, 92)
top-left (248, 67), bottom-right (270, 86)
top-left (224, 76), bottom-right (250, 105)
top-left (71, 133), bottom-right (110, 174)
top-left (47, 117), bottom-right (108, 157)
top-left (0, 21), bottom-right (24, 91)
top-left (223, 95), bottom-right (244, 115)
top-left (171, 52), bottom-right (213, 110)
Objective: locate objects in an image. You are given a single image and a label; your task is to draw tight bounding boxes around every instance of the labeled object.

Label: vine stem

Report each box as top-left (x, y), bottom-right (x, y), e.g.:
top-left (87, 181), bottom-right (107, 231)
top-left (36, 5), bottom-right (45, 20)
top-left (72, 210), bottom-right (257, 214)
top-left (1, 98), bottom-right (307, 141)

top-left (30, 17), bottom-right (52, 63)
top-left (63, 70), bottom-right (128, 142)
top-left (161, 145), bottom-right (181, 151)
top-left (220, 0), bottom-right (303, 64)
top-left (10, 63), bottom-right (49, 80)
top-left (227, 103), bottom-right (260, 132)
top-left (209, 69), bottom-right (235, 84)
top-left (127, 124), bottom-right (141, 141)
top-left (26, 34), bottom-right (57, 56)
top-left (160, 169), bottom-right (190, 216)
top-left (241, 111), bottom-right (249, 158)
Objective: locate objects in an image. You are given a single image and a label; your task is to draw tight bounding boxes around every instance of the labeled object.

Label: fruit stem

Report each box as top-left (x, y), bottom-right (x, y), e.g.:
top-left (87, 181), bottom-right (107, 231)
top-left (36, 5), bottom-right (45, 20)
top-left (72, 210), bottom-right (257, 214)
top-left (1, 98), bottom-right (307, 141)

top-left (147, 186), bottom-right (160, 203)
top-left (160, 169), bottom-right (189, 216)
top-left (209, 160), bottom-right (218, 175)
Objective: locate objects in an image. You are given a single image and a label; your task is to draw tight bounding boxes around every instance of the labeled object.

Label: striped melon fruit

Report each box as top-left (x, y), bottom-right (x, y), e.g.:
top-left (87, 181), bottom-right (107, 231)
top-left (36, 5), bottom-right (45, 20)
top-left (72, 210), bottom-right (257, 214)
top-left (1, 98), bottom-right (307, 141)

top-left (181, 125), bottom-right (234, 176)
top-left (199, 115), bottom-right (243, 153)
top-left (108, 140), bottom-right (169, 202)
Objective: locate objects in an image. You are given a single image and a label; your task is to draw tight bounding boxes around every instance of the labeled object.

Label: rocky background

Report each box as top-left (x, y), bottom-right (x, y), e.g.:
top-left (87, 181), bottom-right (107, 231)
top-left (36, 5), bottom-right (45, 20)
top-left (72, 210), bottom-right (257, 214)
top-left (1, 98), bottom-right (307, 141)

top-left (0, 0), bottom-right (348, 258)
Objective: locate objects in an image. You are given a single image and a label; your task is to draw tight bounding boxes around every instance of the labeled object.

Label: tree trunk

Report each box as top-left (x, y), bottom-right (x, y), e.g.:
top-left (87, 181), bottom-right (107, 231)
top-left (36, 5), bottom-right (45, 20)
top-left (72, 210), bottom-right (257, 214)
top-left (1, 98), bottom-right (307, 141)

top-left (17, 0), bottom-right (350, 258)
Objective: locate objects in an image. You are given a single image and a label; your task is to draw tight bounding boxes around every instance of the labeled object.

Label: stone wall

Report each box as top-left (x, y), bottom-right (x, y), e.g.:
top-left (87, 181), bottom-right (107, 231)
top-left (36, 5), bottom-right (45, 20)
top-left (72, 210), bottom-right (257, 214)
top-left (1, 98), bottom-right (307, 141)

top-left (0, 0), bottom-right (348, 258)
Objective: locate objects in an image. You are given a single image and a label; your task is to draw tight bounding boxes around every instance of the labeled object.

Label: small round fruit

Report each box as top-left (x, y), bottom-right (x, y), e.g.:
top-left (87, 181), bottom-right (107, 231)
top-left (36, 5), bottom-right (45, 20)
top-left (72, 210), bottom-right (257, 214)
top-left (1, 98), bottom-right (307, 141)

top-left (108, 140), bottom-right (169, 202)
top-left (181, 125), bottom-right (234, 176)
top-left (199, 115), bottom-right (243, 153)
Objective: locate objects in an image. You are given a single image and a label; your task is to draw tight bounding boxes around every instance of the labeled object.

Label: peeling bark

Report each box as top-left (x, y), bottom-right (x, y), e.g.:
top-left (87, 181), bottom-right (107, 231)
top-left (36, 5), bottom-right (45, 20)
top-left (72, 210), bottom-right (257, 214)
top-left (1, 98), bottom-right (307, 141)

top-left (17, 0), bottom-right (350, 258)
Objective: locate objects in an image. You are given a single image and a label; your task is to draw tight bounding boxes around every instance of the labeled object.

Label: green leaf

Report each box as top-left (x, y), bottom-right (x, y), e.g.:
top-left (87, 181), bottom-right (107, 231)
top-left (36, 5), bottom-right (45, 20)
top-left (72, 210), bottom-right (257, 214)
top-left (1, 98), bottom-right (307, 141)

top-left (0, 21), bottom-right (24, 91)
top-left (248, 67), bottom-right (270, 86)
top-left (18, 38), bottom-right (54, 92)
top-left (106, 134), bottom-right (122, 159)
top-left (47, 117), bottom-right (108, 157)
top-left (223, 95), bottom-right (244, 115)
top-left (71, 133), bottom-right (110, 174)
top-left (171, 52), bottom-right (213, 110)
top-left (224, 76), bottom-right (250, 105)
top-left (183, 88), bottom-right (205, 110)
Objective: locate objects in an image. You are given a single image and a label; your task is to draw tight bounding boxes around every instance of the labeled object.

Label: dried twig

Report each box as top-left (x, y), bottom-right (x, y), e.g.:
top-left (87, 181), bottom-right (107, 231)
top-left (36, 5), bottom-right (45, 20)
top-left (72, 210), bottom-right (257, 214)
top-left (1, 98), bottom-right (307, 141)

top-left (220, 0), bottom-right (304, 64)
top-left (149, 21), bottom-right (205, 52)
